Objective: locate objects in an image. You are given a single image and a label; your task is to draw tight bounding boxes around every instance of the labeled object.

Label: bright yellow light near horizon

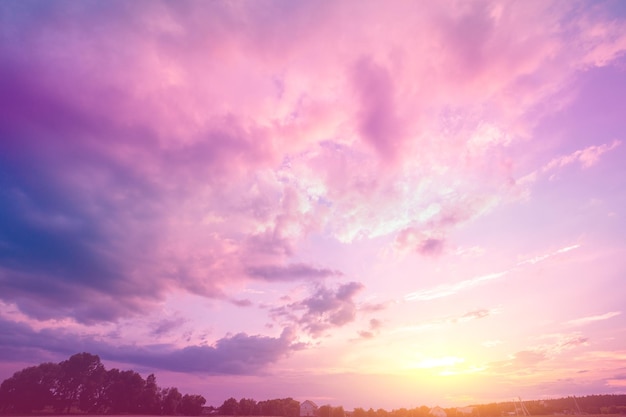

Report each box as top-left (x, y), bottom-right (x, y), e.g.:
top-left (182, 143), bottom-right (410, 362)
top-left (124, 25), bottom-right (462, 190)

top-left (347, 332), bottom-right (493, 384)
top-left (439, 365), bottom-right (487, 376)
top-left (400, 354), bottom-right (490, 389)
top-left (412, 356), bottom-right (465, 369)
top-left (401, 366), bottom-right (488, 397)
top-left (334, 342), bottom-right (494, 400)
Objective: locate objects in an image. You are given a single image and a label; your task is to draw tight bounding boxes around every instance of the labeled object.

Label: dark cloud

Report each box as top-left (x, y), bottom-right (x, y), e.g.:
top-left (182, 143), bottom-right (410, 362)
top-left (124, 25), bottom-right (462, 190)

top-left (0, 49), bottom-right (340, 325)
top-left (0, 317), bottom-right (103, 363)
top-left (245, 263), bottom-right (343, 281)
top-left (0, 40), bottom-right (283, 324)
top-left (0, 65), bottom-right (170, 323)
top-left (230, 298), bottom-right (254, 307)
top-left (0, 317), bottom-right (298, 375)
top-left (335, 281), bottom-right (363, 300)
top-left (245, 232), bottom-right (294, 258)
top-left (116, 327), bottom-right (300, 374)
top-left (271, 282), bottom-right (365, 337)
top-left (151, 318), bottom-right (188, 337)
top-left (0, 3), bottom-right (301, 326)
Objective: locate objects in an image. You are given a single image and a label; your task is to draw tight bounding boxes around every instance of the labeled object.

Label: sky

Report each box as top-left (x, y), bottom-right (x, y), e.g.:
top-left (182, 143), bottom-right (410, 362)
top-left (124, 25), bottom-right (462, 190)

top-left (1, 0), bottom-right (626, 411)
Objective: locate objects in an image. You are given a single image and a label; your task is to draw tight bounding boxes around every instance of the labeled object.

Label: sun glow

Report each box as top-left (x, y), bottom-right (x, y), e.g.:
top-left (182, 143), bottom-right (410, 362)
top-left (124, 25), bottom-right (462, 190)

top-left (413, 356), bottom-right (465, 369)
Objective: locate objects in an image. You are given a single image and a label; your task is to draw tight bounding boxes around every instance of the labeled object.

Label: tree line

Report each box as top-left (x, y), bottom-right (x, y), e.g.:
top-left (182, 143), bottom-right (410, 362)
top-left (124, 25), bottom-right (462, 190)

top-left (216, 395), bottom-right (626, 417)
top-left (217, 397), bottom-right (301, 417)
top-left (472, 395), bottom-right (626, 417)
top-left (0, 352), bottom-right (206, 415)
top-left (3, 353), bottom-right (626, 416)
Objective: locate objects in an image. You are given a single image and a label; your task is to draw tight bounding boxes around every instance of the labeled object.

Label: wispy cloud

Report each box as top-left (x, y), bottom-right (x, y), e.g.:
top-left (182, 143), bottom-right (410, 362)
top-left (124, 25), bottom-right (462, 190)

top-left (567, 311), bottom-right (621, 326)
top-left (482, 340), bottom-right (503, 348)
top-left (516, 244), bottom-right (580, 266)
top-left (392, 308), bottom-right (497, 334)
top-left (520, 140), bottom-right (621, 185)
top-left (545, 140), bottom-right (621, 170)
top-left (404, 272), bottom-right (508, 301)
top-left (607, 379), bottom-right (626, 387)
top-left (487, 333), bottom-right (589, 375)
top-left (406, 244), bottom-right (580, 301)
top-left (584, 350), bottom-right (626, 361)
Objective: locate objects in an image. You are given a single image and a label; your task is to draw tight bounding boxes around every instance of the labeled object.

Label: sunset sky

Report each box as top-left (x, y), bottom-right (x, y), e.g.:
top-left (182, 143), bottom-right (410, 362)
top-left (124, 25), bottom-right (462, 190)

top-left (1, 0), bottom-right (626, 410)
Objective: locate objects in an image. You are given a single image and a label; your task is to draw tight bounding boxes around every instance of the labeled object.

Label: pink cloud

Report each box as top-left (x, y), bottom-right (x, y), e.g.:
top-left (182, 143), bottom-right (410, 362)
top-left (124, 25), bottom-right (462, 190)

top-left (544, 139), bottom-right (621, 171)
top-left (351, 57), bottom-right (405, 163)
top-left (1, 0), bottom-right (625, 327)
top-left (1, 2), bottom-right (626, 408)
top-left (269, 282), bottom-right (366, 338)
top-left (567, 311), bottom-right (622, 327)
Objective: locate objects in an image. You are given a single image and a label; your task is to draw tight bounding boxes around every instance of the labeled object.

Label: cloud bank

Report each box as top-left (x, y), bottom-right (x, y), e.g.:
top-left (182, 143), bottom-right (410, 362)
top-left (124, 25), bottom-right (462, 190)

top-left (1, 0), bottom-right (624, 325)
top-left (0, 316), bottom-right (298, 375)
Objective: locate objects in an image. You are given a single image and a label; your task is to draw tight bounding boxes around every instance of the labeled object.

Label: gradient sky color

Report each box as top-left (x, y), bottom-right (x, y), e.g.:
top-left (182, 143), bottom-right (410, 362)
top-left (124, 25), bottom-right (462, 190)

top-left (1, 0), bottom-right (626, 410)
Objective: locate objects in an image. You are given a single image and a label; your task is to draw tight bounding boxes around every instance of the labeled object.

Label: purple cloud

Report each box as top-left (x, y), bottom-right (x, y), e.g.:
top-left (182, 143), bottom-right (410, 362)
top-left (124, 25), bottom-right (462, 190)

top-left (417, 238), bottom-right (446, 256)
top-left (151, 318), bottom-right (188, 337)
top-left (117, 327), bottom-right (300, 374)
top-left (245, 263), bottom-right (343, 281)
top-left (270, 282), bottom-right (365, 337)
top-left (1, 1), bottom-right (625, 406)
top-left (0, 317), bottom-right (298, 375)
top-left (352, 57), bottom-right (403, 162)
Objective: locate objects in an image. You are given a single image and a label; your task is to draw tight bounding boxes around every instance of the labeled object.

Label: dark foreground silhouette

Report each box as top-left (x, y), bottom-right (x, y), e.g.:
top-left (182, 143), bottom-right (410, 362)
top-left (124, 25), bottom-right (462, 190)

top-left (2, 352), bottom-right (626, 416)
top-left (0, 352), bottom-right (205, 415)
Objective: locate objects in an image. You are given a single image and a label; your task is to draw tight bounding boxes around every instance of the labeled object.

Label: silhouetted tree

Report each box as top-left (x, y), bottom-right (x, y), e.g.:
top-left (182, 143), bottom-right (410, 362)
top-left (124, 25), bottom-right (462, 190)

top-left (55, 352), bottom-right (105, 413)
top-left (98, 368), bottom-right (145, 414)
top-left (162, 387), bottom-right (183, 415)
top-left (284, 398), bottom-right (300, 417)
top-left (239, 398), bottom-right (258, 415)
top-left (417, 406), bottom-right (430, 417)
top-left (0, 363), bottom-right (60, 414)
top-left (255, 398), bottom-right (300, 417)
top-left (180, 394), bottom-right (207, 415)
top-left (0, 352), bottom-right (210, 415)
top-left (139, 373), bottom-right (162, 414)
top-left (221, 397), bottom-right (240, 415)
top-left (319, 405), bottom-right (333, 417)
top-left (333, 406), bottom-right (346, 417)
top-left (391, 408), bottom-right (409, 417)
